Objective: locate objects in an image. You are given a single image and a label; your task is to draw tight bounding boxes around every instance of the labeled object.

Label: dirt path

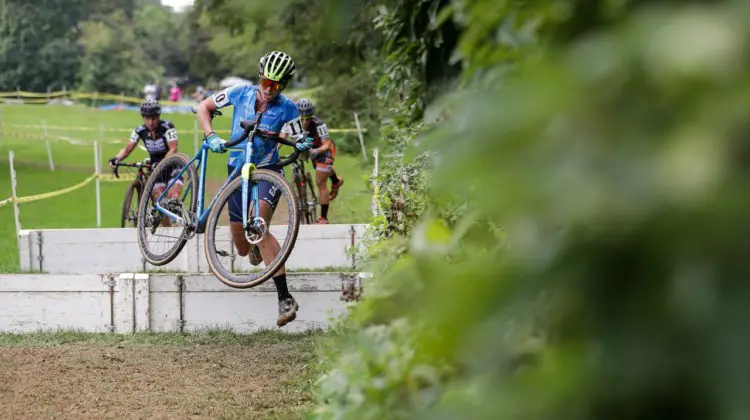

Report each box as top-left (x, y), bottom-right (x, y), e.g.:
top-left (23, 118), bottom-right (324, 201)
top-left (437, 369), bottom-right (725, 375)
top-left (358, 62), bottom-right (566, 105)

top-left (0, 332), bottom-right (319, 419)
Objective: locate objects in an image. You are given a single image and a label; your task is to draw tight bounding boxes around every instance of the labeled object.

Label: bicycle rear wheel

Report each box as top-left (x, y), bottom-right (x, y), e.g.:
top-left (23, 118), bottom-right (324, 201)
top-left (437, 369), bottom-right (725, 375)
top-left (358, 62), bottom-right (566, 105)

top-left (121, 181), bottom-right (142, 228)
top-left (204, 169), bottom-right (301, 288)
top-left (137, 153), bottom-right (198, 266)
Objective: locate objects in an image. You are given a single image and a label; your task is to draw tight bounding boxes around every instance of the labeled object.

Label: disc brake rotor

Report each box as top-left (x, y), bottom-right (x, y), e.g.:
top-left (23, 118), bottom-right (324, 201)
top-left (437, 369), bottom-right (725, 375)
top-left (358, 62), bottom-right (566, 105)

top-left (245, 217), bottom-right (267, 245)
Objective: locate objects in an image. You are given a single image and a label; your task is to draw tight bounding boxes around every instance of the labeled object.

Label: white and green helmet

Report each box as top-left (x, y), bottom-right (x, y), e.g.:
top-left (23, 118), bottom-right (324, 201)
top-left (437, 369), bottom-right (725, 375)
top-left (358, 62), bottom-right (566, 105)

top-left (258, 51), bottom-right (296, 84)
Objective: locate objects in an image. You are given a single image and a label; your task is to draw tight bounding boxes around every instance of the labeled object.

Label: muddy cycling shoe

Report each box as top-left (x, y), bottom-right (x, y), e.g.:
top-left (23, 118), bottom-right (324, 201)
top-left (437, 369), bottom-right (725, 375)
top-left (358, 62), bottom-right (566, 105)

top-left (249, 244), bottom-right (262, 266)
top-left (277, 296), bottom-right (300, 327)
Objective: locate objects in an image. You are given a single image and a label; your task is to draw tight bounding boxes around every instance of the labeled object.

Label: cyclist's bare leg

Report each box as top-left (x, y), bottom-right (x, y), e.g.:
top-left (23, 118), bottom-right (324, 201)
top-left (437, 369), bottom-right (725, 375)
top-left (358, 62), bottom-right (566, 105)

top-left (317, 169), bottom-right (330, 206)
top-left (151, 185), bottom-right (168, 227)
top-left (254, 200), bottom-right (284, 274)
top-left (151, 183), bottom-right (182, 227)
top-left (229, 200), bottom-right (281, 272)
top-left (328, 167), bottom-right (338, 183)
top-left (230, 222), bottom-right (251, 256)
top-left (317, 168), bottom-right (331, 222)
top-left (328, 166), bottom-right (343, 200)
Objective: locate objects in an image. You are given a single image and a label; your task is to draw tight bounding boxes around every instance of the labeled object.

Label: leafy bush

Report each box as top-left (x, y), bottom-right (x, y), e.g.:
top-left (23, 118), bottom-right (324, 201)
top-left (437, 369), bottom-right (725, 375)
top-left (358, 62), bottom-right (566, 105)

top-left (314, 0), bottom-right (750, 419)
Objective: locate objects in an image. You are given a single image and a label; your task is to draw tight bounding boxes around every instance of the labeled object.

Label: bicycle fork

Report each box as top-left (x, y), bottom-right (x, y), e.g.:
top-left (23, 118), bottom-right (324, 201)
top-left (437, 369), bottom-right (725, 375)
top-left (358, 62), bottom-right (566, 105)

top-left (241, 162), bottom-right (266, 244)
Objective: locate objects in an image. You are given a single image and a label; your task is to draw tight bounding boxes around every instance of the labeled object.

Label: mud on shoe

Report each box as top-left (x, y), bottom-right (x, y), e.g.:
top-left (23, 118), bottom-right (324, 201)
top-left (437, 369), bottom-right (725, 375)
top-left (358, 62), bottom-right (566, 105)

top-left (277, 296), bottom-right (299, 327)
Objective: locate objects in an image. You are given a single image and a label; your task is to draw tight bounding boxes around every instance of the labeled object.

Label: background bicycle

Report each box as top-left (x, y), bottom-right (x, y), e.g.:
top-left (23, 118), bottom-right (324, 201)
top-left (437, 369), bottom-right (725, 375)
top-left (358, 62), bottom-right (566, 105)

top-left (111, 158), bottom-right (152, 228)
top-left (290, 152), bottom-right (318, 224)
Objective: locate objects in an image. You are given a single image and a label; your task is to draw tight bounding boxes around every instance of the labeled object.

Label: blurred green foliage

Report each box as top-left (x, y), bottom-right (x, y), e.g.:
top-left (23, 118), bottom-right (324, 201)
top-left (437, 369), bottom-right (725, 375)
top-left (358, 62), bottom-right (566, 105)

top-left (313, 0), bottom-right (750, 418)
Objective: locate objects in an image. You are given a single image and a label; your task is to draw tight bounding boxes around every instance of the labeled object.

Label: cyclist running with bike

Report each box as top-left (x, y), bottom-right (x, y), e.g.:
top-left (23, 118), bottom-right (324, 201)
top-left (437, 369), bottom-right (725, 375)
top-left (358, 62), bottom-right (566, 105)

top-left (295, 98), bottom-right (344, 224)
top-left (109, 99), bottom-right (183, 226)
top-left (194, 51), bottom-right (313, 327)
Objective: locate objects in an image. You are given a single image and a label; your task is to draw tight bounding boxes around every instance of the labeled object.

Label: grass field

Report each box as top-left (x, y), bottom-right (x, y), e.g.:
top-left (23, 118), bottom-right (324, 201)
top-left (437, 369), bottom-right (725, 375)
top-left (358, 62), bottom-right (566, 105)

top-left (0, 329), bottom-right (324, 419)
top-left (0, 104), bottom-right (374, 272)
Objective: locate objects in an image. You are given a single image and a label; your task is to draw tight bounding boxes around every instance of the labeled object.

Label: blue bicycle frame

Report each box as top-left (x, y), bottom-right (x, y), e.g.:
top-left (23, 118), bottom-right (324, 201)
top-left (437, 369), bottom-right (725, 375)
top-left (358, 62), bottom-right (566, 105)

top-left (153, 134), bottom-right (260, 234)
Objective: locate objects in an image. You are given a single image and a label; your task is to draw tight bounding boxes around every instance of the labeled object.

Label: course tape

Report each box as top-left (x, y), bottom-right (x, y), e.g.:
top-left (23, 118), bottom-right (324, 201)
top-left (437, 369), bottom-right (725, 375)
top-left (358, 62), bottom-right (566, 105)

top-left (2, 123), bottom-right (365, 134)
top-left (0, 91), bottom-right (191, 106)
top-left (1, 131), bottom-right (120, 145)
top-left (16, 174), bottom-right (97, 203)
top-left (0, 86), bottom-right (322, 105)
top-left (0, 172), bottom-right (134, 209)
top-left (0, 90), bottom-right (67, 98)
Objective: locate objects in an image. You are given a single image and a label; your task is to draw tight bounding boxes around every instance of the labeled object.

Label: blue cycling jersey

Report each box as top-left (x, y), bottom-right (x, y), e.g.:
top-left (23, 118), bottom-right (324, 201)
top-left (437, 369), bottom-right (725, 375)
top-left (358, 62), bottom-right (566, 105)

top-left (211, 84), bottom-right (302, 167)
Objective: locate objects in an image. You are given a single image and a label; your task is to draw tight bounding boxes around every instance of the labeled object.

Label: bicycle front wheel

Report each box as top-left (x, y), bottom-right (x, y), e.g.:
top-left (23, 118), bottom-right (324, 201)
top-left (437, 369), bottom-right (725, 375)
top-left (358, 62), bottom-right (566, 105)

top-left (205, 169), bottom-right (301, 288)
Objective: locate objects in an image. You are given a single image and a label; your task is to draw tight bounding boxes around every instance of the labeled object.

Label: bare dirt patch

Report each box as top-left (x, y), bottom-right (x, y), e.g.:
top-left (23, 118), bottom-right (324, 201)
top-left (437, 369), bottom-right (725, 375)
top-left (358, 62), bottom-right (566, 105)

top-left (0, 331), bottom-right (321, 419)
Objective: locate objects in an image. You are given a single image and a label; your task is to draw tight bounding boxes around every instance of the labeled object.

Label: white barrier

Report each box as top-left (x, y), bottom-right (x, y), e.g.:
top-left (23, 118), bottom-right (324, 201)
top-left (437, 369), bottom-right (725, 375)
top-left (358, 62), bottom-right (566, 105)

top-left (18, 224), bottom-right (369, 274)
top-left (0, 272), bottom-right (363, 333)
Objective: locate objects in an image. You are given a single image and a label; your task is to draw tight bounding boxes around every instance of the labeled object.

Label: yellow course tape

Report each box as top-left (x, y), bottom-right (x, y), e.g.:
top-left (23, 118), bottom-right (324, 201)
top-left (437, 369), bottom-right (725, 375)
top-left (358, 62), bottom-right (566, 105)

top-left (16, 174), bottom-right (97, 203)
top-left (3, 123), bottom-right (366, 134)
top-left (0, 173), bottom-right (134, 207)
top-left (0, 91), bottom-right (66, 98)
top-left (99, 173), bottom-right (138, 182)
top-left (2, 131), bottom-right (118, 145)
top-left (0, 88), bottom-right (321, 102)
top-left (16, 91), bottom-right (67, 98)
top-left (0, 98), bottom-right (52, 104)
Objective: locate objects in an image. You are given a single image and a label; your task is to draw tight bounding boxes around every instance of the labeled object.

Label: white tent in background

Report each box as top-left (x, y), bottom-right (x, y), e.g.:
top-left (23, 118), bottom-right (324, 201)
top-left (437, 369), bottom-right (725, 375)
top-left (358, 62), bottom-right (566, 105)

top-left (219, 76), bottom-right (253, 88)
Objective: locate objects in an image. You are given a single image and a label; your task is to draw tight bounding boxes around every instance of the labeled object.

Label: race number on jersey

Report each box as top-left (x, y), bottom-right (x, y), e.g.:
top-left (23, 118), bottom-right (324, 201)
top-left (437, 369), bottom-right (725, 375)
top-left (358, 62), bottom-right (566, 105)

top-left (212, 89), bottom-right (231, 108)
top-left (282, 117), bottom-right (304, 138)
top-left (165, 128), bottom-right (178, 142)
top-left (316, 123), bottom-right (330, 139)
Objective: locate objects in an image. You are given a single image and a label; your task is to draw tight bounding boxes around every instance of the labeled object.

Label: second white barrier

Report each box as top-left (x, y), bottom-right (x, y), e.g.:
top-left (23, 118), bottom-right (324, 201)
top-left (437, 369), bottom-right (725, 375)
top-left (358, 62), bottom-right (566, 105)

top-left (18, 224), bottom-right (369, 274)
top-left (0, 272), bottom-right (364, 334)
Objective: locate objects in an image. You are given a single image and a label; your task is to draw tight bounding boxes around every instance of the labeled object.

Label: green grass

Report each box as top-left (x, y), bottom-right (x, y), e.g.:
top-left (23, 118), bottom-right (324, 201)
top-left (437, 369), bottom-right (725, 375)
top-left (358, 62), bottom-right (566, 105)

top-left (0, 327), bottom-right (325, 347)
top-left (0, 104), bottom-right (373, 272)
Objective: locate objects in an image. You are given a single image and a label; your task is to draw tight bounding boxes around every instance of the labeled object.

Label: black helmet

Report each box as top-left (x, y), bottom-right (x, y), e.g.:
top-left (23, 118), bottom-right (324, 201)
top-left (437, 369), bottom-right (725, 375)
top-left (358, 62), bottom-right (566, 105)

top-left (297, 98), bottom-right (315, 117)
top-left (140, 99), bottom-right (161, 117)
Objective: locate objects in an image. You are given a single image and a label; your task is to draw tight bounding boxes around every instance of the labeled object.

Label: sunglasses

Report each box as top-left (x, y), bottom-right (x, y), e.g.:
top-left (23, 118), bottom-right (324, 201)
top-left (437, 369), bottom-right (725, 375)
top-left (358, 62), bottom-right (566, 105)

top-left (259, 77), bottom-right (282, 90)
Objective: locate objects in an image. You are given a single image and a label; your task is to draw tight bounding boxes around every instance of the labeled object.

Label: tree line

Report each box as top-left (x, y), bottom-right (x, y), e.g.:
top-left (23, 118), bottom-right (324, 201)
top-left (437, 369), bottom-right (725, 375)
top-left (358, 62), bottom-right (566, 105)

top-left (0, 1), bottom-right (375, 118)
